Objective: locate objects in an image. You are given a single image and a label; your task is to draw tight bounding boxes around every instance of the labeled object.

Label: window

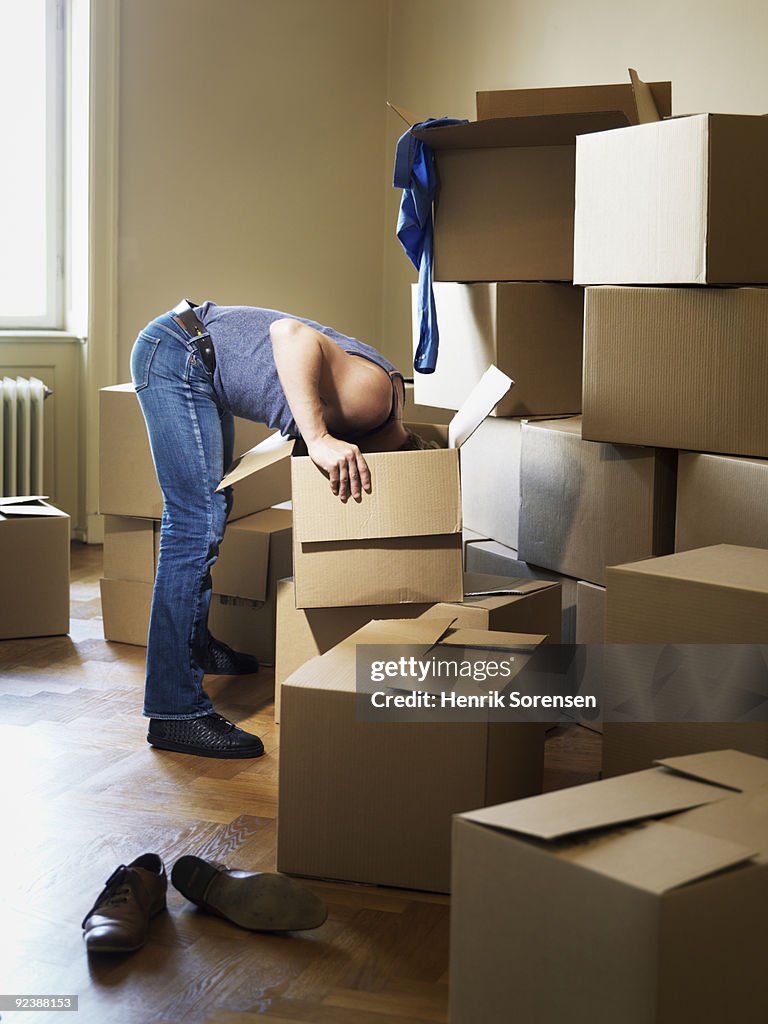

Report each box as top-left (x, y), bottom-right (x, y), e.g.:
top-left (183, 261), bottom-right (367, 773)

top-left (0, 0), bottom-right (66, 329)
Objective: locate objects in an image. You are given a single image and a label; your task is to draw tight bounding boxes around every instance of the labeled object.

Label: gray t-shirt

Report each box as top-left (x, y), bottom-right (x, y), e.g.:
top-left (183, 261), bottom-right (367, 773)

top-left (196, 302), bottom-right (402, 438)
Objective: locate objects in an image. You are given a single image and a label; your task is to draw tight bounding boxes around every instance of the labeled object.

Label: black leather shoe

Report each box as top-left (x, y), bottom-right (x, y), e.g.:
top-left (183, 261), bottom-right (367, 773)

top-left (171, 855), bottom-right (327, 931)
top-left (147, 713), bottom-right (265, 759)
top-left (204, 635), bottom-right (259, 675)
top-left (82, 854), bottom-right (167, 954)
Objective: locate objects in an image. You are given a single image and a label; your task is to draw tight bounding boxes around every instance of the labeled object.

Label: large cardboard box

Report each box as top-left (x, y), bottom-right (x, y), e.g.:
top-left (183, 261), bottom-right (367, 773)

top-left (583, 286), bottom-right (768, 458)
top-left (476, 77), bottom-right (671, 123)
top-left (410, 111), bottom-right (635, 282)
top-left (221, 367), bottom-right (513, 609)
top-left (278, 618), bottom-right (549, 893)
top-left (605, 544), bottom-right (768, 644)
top-left (0, 497), bottom-right (69, 639)
top-left (676, 451), bottom-right (768, 552)
top-left (464, 538), bottom-right (578, 643)
top-left (101, 508), bottom-right (292, 663)
top-left (274, 571), bottom-right (561, 720)
top-left (99, 384), bottom-right (288, 520)
top-left (518, 417), bottom-right (676, 585)
top-left (412, 282), bottom-right (583, 416)
top-left (451, 750), bottom-right (768, 1024)
top-left (574, 113), bottom-right (768, 285)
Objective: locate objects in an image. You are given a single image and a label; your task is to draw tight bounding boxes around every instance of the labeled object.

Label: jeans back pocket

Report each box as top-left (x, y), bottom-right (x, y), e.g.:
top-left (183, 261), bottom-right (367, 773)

top-left (130, 332), bottom-right (162, 392)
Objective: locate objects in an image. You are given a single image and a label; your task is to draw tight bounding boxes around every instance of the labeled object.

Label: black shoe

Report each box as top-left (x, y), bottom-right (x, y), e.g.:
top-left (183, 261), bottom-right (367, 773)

top-left (204, 635), bottom-right (260, 675)
top-left (171, 855), bottom-right (327, 932)
top-left (147, 713), bottom-right (265, 759)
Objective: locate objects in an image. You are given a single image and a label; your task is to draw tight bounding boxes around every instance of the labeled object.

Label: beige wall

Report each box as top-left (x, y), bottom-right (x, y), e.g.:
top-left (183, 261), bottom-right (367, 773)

top-left (117, 0), bottom-right (389, 376)
top-left (382, 0), bottom-right (768, 368)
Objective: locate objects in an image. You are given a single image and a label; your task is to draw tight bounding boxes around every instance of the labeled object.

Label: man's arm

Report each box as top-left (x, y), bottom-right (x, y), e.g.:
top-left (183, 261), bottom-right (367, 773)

top-left (270, 317), bottom-right (386, 502)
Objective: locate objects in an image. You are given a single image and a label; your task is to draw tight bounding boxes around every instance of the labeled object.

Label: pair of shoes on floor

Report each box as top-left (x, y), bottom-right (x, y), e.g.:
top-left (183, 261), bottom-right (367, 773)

top-left (203, 635), bottom-right (260, 676)
top-left (82, 854), bottom-right (327, 954)
top-left (147, 713), bottom-right (265, 759)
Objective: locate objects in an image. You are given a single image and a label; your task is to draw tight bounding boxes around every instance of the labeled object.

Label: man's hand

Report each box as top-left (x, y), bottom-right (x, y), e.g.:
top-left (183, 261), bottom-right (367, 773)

top-left (307, 433), bottom-right (372, 502)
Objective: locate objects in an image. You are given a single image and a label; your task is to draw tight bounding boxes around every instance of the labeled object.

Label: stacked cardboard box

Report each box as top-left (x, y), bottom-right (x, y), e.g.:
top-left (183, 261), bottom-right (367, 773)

top-left (572, 111), bottom-right (768, 766)
top-left (409, 78), bottom-right (674, 650)
top-left (98, 384), bottom-right (292, 663)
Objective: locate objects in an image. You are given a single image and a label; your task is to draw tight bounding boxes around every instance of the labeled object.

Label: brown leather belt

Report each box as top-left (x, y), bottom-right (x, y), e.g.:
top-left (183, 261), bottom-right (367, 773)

top-left (171, 298), bottom-right (216, 373)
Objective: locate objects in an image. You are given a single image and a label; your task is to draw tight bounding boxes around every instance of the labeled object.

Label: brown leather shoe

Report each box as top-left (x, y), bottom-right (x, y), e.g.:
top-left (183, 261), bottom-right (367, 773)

top-left (171, 855), bottom-right (327, 931)
top-left (82, 854), bottom-right (167, 953)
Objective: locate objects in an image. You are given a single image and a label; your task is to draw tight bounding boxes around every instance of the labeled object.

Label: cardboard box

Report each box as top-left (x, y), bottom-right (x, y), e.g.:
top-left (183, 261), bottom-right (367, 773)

top-left (222, 366), bottom-right (513, 609)
top-left (464, 538), bottom-right (578, 643)
top-left (404, 381), bottom-right (453, 425)
top-left (477, 77), bottom-right (671, 123)
top-left (583, 286), bottom-right (768, 458)
top-left (103, 516), bottom-right (158, 583)
top-left (676, 451), bottom-right (768, 552)
top-left (410, 112), bottom-right (629, 281)
top-left (574, 113), bottom-right (768, 285)
top-left (99, 384), bottom-right (288, 520)
top-left (0, 497), bottom-right (69, 639)
top-left (451, 750), bottom-right (768, 1024)
top-left (101, 508), bottom-right (292, 663)
top-left (603, 724), bottom-right (768, 777)
top-left (412, 283), bottom-right (584, 416)
top-left (277, 618), bottom-right (549, 893)
top-left (518, 417), bottom-right (676, 585)
top-left (274, 571), bottom-right (561, 720)
top-left (606, 544), bottom-right (768, 644)
top-left (460, 415), bottom-right (524, 548)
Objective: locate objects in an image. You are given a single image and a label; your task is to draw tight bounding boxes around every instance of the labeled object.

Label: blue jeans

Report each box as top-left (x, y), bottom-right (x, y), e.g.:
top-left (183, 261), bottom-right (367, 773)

top-left (130, 312), bottom-right (234, 719)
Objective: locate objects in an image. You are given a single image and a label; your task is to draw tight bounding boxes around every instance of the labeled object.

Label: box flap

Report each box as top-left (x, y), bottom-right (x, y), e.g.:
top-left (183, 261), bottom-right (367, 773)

top-left (449, 365), bottom-right (514, 449)
top-left (628, 68), bottom-right (662, 124)
top-left (0, 498), bottom-right (65, 519)
top-left (387, 100), bottom-right (423, 128)
top-left (462, 572), bottom-right (554, 597)
top-left (672, 788), bottom-right (768, 862)
top-left (217, 433), bottom-right (294, 491)
top-left (476, 73), bottom-right (671, 124)
top-left (461, 767), bottom-right (730, 840)
top-left (656, 749), bottom-right (768, 793)
top-left (413, 110), bottom-right (631, 151)
top-left (292, 449), bottom-right (461, 543)
top-left (443, 626), bottom-right (547, 651)
top-left (559, 819), bottom-right (756, 894)
top-left (340, 616), bottom-right (458, 649)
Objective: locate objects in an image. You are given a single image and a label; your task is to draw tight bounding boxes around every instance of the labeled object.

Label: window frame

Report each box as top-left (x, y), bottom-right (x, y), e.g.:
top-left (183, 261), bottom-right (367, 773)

top-left (0, 0), bottom-right (67, 330)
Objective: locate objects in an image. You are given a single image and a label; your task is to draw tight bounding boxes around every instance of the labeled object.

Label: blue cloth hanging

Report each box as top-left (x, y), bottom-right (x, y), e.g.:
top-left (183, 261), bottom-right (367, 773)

top-left (393, 117), bottom-right (467, 374)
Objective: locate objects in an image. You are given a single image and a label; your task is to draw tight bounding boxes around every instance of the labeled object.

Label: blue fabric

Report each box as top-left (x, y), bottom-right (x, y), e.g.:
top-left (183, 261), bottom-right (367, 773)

top-left (131, 312), bottom-right (234, 719)
top-left (394, 117), bottom-right (467, 374)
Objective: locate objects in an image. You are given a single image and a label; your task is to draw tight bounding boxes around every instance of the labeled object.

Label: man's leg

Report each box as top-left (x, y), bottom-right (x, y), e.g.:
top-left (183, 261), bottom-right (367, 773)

top-left (130, 322), bottom-right (263, 758)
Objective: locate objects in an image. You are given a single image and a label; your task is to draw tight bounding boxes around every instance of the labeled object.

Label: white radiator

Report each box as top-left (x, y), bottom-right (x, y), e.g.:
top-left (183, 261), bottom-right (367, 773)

top-left (1, 377), bottom-right (48, 497)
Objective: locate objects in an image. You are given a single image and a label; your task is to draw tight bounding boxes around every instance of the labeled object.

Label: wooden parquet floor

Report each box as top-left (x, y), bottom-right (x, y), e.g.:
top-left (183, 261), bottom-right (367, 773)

top-left (0, 543), bottom-right (601, 1024)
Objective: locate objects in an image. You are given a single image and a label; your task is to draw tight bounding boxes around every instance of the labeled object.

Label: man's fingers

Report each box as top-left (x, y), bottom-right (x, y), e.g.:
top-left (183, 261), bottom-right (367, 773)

top-left (347, 452), bottom-right (362, 501)
top-left (329, 462), bottom-right (340, 495)
top-left (337, 459), bottom-right (350, 502)
top-left (357, 453), bottom-right (371, 493)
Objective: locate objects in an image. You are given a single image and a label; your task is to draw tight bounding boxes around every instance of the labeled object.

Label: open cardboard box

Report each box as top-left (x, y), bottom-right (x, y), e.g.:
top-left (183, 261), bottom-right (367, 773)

top-left (451, 749), bottom-right (768, 1023)
top-left (0, 496), bottom-right (70, 639)
top-left (220, 365), bottom-right (513, 609)
top-left (278, 616), bottom-right (549, 893)
top-left (390, 71), bottom-right (670, 282)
